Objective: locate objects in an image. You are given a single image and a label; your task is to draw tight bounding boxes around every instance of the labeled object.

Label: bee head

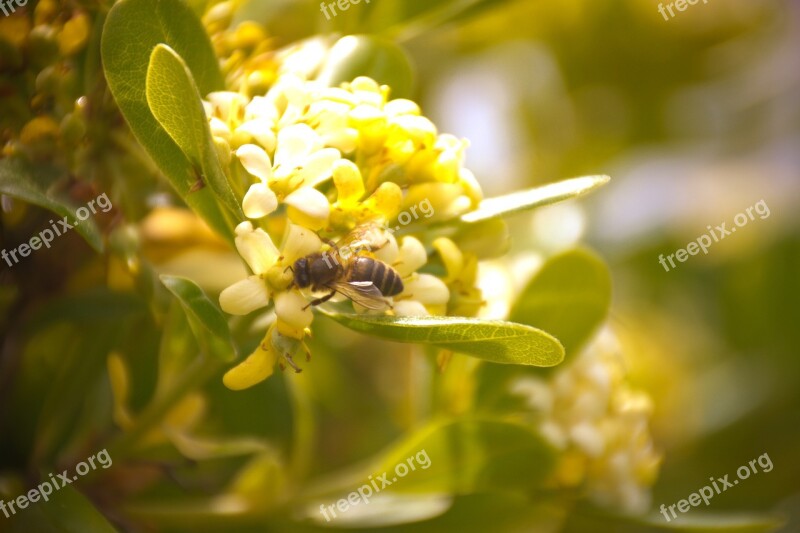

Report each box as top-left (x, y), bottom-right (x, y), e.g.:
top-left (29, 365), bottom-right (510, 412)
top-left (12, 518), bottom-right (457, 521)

top-left (292, 257), bottom-right (312, 288)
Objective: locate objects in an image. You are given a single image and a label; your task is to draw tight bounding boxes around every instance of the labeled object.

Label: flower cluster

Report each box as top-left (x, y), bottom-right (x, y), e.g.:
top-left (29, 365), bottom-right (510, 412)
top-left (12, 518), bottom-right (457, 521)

top-left (204, 72), bottom-right (483, 388)
top-left (0, 0), bottom-right (91, 162)
top-left (511, 329), bottom-right (662, 514)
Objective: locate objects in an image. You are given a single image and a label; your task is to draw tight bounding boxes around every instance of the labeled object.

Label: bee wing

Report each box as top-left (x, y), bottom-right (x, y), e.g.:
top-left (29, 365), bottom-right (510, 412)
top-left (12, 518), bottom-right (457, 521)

top-left (334, 224), bottom-right (386, 254)
top-left (329, 281), bottom-right (391, 310)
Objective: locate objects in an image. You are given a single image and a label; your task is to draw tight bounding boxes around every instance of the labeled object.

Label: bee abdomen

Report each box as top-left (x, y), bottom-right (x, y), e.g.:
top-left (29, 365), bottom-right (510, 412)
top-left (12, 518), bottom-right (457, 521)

top-left (379, 264), bottom-right (403, 296)
top-left (352, 257), bottom-right (404, 297)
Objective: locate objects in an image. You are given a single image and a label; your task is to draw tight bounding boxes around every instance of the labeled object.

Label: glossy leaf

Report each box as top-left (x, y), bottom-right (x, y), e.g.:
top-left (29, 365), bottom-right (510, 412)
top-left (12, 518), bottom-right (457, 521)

top-left (145, 44), bottom-right (242, 221)
top-left (160, 275), bottom-right (237, 362)
top-left (461, 175), bottom-right (611, 224)
top-left (0, 158), bottom-right (104, 252)
top-left (101, 0), bottom-right (233, 241)
top-left (321, 312), bottom-right (564, 367)
top-left (509, 248), bottom-right (612, 357)
top-left (315, 35), bottom-right (414, 98)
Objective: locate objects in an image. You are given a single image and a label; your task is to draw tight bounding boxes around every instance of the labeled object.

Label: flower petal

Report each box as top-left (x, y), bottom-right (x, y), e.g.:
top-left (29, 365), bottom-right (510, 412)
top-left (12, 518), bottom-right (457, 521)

top-left (219, 275), bottom-right (270, 315)
top-left (205, 91), bottom-right (247, 123)
top-left (274, 290), bottom-right (313, 330)
top-left (296, 148), bottom-right (341, 187)
top-left (372, 231), bottom-right (399, 264)
top-left (396, 236), bottom-right (427, 277)
top-left (222, 332), bottom-right (277, 390)
top-left (332, 159), bottom-right (365, 204)
top-left (363, 182), bottom-right (402, 220)
top-left (384, 98), bottom-right (421, 117)
top-left (280, 223), bottom-right (324, 263)
top-left (234, 221), bottom-right (279, 275)
top-left (403, 274), bottom-right (450, 305)
top-left (285, 187), bottom-right (330, 230)
top-left (244, 95), bottom-right (279, 122)
top-left (235, 119), bottom-right (277, 152)
top-left (394, 300), bottom-right (430, 317)
top-left (236, 144), bottom-right (273, 182)
top-left (242, 182), bottom-right (278, 219)
top-left (432, 237), bottom-right (463, 282)
top-left (281, 223), bottom-right (322, 264)
top-left (274, 123), bottom-right (319, 168)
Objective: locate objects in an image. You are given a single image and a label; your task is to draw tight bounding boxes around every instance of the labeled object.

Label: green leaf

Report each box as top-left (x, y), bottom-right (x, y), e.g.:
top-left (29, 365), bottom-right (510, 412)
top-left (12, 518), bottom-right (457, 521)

top-left (315, 35), bottom-right (414, 99)
top-left (7, 483), bottom-right (118, 533)
top-left (373, 418), bottom-right (557, 494)
top-left (160, 275), bottom-right (236, 362)
top-left (302, 418), bottom-right (557, 506)
top-left (321, 312), bottom-right (564, 367)
top-left (369, 0), bottom-right (519, 42)
top-left (145, 44), bottom-right (243, 221)
top-left (0, 158), bottom-right (104, 252)
top-left (635, 513), bottom-right (785, 532)
top-left (460, 175), bottom-right (611, 224)
top-left (568, 509), bottom-right (786, 533)
top-left (101, 0), bottom-right (234, 241)
top-left (509, 248), bottom-right (611, 357)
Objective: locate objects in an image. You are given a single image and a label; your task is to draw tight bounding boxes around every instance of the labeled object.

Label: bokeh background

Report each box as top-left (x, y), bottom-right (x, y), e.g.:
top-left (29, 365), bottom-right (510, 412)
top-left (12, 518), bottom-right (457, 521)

top-left (1, 0), bottom-right (798, 531)
top-left (405, 0), bottom-right (800, 527)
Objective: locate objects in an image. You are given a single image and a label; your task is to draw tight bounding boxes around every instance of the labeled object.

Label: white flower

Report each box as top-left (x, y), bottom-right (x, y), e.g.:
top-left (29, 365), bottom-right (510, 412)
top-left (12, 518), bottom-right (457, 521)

top-left (510, 328), bottom-right (661, 515)
top-left (219, 222), bottom-right (278, 315)
top-left (219, 222), bottom-right (322, 325)
top-left (235, 124), bottom-right (340, 228)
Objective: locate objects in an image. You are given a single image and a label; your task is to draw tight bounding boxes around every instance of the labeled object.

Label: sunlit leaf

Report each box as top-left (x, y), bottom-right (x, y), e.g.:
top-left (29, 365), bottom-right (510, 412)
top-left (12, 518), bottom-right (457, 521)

top-left (160, 275), bottom-right (237, 362)
top-left (0, 158), bottom-right (104, 252)
top-left (509, 248), bottom-right (611, 357)
top-left (316, 35), bottom-right (414, 98)
top-left (460, 175), bottom-right (611, 224)
top-left (321, 312), bottom-right (564, 367)
top-left (101, 0), bottom-right (233, 241)
top-left (145, 44), bottom-right (242, 221)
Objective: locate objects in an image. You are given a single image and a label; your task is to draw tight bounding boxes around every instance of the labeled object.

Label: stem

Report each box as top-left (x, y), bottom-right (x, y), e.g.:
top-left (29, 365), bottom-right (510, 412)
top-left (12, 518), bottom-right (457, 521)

top-left (286, 372), bottom-right (315, 483)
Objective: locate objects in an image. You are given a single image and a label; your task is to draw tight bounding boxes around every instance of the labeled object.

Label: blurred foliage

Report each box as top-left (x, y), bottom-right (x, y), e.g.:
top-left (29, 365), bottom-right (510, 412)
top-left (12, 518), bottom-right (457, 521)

top-left (1, 0), bottom-right (798, 532)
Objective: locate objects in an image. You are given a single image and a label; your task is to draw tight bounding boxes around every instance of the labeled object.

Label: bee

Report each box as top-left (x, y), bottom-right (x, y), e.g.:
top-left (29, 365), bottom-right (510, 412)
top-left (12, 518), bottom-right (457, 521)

top-left (291, 226), bottom-right (404, 310)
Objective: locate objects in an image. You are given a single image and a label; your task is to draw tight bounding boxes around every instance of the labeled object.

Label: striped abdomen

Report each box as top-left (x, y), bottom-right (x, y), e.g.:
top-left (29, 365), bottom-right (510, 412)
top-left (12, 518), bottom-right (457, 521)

top-left (349, 256), bottom-right (404, 296)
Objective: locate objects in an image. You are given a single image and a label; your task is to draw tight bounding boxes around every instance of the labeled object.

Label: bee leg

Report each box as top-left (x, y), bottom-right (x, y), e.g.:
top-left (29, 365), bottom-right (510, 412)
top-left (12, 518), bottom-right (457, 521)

top-left (302, 289), bottom-right (337, 310)
top-left (283, 352), bottom-right (302, 373)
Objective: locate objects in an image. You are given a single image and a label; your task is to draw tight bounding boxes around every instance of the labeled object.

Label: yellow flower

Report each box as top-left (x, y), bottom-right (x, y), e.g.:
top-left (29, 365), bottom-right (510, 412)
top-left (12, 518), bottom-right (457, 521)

top-left (209, 72), bottom-right (487, 388)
